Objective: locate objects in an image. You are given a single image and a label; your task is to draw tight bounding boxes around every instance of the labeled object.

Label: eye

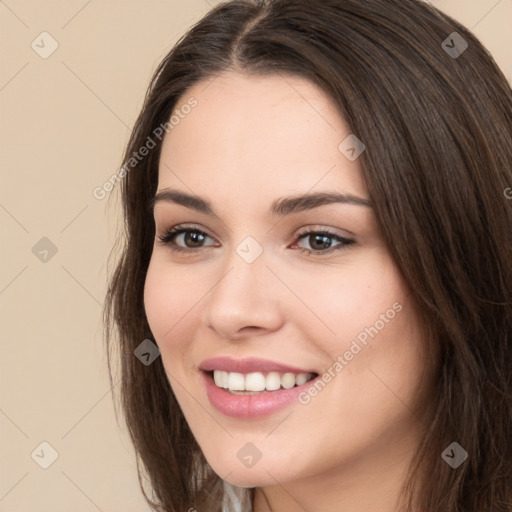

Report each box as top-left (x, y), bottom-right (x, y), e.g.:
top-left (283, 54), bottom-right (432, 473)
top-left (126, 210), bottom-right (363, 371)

top-left (156, 225), bottom-right (218, 252)
top-left (156, 225), bottom-right (355, 256)
top-left (292, 229), bottom-right (355, 256)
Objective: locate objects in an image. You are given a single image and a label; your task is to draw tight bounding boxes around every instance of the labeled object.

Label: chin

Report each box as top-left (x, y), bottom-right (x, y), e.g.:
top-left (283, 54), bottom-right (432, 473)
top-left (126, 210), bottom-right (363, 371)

top-left (223, 471), bottom-right (275, 488)
top-left (208, 453), bottom-right (294, 488)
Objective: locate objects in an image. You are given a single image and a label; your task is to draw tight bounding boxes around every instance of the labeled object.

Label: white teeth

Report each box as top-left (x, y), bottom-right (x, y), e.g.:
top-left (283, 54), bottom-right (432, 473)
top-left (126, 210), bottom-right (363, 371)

top-left (228, 372), bottom-right (245, 391)
top-left (213, 371), bottom-right (223, 387)
top-left (295, 373), bottom-right (309, 386)
top-left (281, 373), bottom-right (296, 389)
top-left (265, 371), bottom-right (281, 391)
top-left (245, 372), bottom-right (266, 391)
top-left (212, 370), bottom-right (315, 392)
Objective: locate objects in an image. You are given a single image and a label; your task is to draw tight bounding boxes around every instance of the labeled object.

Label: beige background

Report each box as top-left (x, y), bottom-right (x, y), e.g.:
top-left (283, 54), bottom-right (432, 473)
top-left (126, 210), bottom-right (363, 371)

top-left (1, 1), bottom-right (511, 510)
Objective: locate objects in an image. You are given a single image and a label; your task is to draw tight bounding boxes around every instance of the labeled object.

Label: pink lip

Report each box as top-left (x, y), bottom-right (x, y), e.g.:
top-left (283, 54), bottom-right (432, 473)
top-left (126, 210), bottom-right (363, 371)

top-left (200, 371), bottom-right (319, 418)
top-left (198, 357), bottom-right (320, 419)
top-left (199, 356), bottom-right (316, 374)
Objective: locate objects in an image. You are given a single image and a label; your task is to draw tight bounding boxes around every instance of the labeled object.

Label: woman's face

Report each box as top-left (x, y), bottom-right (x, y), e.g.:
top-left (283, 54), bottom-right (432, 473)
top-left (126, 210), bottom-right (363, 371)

top-left (144, 71), bottom-right (428, 491)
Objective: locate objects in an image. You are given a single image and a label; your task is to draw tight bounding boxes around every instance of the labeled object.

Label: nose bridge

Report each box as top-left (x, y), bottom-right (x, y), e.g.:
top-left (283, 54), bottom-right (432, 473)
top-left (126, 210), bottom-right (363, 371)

top-left (216, 233), bottom-right (270, 297)
top-left (202, 236), bottom-right (284, 337)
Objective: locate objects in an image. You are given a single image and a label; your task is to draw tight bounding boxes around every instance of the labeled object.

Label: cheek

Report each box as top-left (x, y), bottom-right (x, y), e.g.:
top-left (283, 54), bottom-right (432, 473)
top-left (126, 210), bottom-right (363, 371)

top-left (295, 256), bottom-right (423, 399)
top-left (143, 259), bottom-right (199, 352)
top-left (143, 261), bottom-right (205, 405)
top-left (287, 251), bottom-right (405, 349)
top-left (324, 284), bottom-right (426, 423)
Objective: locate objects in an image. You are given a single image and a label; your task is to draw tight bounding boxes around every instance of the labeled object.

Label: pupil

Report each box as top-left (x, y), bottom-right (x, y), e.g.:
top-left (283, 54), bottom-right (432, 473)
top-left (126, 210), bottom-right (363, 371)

top-left (185, 231), bottom-right (204, 247)
top-left (310, 234), bottom-right (331, 250)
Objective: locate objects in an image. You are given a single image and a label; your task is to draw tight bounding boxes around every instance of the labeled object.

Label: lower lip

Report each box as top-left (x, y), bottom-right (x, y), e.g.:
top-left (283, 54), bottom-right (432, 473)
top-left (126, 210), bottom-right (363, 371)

top-left (201, 371), bottom-right (318, 419)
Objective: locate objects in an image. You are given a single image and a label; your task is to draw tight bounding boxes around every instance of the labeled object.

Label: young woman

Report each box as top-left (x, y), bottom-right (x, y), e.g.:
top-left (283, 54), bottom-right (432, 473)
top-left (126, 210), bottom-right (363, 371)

top-left (103, 1), bottom-right (512, 511)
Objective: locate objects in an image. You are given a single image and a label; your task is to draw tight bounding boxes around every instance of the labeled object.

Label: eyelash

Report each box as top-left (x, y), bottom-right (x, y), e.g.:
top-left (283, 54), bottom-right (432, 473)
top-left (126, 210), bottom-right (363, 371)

top-left (156, 224), bottom-right (355, 257)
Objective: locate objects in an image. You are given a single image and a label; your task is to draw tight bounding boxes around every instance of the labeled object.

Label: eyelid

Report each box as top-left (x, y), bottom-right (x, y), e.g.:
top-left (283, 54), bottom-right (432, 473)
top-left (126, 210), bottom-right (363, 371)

top-left (294, 224), bottom-right (354, 239)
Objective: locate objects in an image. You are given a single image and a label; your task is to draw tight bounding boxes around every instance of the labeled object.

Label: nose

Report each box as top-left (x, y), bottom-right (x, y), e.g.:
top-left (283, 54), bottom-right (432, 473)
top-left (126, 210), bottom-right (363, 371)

top-left (201, 250), bottom-right (285, 340)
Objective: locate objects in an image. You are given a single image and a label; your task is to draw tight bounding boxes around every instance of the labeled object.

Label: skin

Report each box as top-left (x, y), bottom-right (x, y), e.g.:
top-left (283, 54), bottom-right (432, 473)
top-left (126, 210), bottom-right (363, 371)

top-left (144, 71), bottom-right (430, 512)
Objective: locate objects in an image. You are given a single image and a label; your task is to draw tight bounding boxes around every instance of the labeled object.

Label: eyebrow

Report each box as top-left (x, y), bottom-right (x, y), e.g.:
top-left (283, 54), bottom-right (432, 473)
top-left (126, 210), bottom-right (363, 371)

top-left (149, 188), bottom-right (372, 216)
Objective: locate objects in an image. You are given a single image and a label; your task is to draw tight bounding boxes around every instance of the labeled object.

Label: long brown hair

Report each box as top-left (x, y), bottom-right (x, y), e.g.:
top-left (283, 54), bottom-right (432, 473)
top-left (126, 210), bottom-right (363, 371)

top-left (103, 0), bottom-right (512, 510)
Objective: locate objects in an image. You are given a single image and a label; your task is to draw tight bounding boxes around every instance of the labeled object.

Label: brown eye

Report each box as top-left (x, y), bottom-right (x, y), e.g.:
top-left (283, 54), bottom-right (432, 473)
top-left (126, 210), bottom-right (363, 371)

top-left (157, 226), bottom-right (218, 252)
top-left (181, 230), bottom-right (207, 248)
top-left (308, 233), bottom-right (335, 251)
top-left (294, 230), bottom-right (355, 255)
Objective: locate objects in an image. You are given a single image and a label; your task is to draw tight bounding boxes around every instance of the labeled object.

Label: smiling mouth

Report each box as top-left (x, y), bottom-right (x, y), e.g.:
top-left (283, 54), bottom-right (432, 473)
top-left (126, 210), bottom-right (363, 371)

top-left (205, 370), bottom-right (318, 394)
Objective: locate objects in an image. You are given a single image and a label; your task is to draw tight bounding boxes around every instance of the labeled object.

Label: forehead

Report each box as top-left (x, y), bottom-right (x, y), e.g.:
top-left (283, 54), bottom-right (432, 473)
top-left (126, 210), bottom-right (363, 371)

top-left (157, 71), bottom-right (367, 205)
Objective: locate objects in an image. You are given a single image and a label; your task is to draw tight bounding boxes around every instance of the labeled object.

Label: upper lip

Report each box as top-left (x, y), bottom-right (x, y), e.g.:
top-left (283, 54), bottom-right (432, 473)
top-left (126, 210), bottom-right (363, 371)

top-left (199, 356), bottom-right (317, 375)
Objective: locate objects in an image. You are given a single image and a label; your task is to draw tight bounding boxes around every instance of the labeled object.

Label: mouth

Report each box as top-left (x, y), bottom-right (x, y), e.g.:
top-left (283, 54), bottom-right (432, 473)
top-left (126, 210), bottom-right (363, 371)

top-left (199, 357), bottom-right (321, 418)
top-left (204, 369), bottom-right (319, 395)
